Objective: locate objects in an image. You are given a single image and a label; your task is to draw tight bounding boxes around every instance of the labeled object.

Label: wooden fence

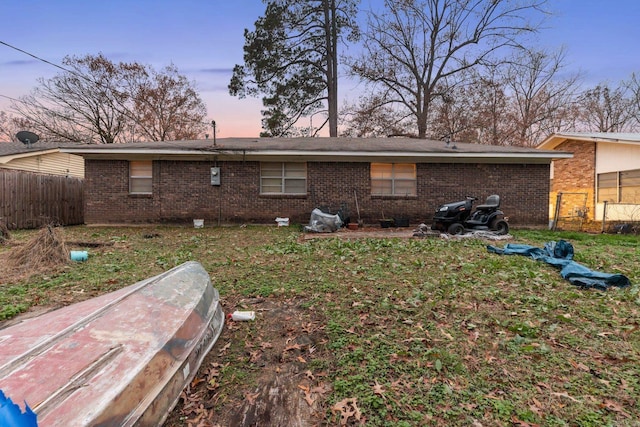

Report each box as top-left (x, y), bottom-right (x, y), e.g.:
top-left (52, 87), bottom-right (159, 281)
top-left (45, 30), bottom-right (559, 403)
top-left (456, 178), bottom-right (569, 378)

top-left (0, 170), bottom-right (84, 230)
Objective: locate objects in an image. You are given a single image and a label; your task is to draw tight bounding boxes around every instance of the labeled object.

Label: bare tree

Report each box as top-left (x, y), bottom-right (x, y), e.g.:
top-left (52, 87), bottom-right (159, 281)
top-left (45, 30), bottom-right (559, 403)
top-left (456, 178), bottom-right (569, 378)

top-left (470, 70), bottom-right (512, 145)
top-left (340, 94), bottom-right (415, 137)
top-left (504, 48), bottom-right (581, 146)
top-left (0, 111), bottom-right (11, 142)
top-left (348, 0), bottom-right (548, 139)
top-left (423, 67), bottom-right (513, 145)
top-left (132, 64), bottom-right (207, 141)
top-left (623, 72), bottom-right (640, 129)
top-left (429, 49), bottom-right (580, 147)
top-left (430, 77), bottom-right (479, 142)
top-left (11, 54), bottom-right (207, 144)
top-left (0, 111), bottom-right (41, 143)
top-left (575, 83), bottom-right (636, 132)
top-left (11, 54), bottom-right (137, 144)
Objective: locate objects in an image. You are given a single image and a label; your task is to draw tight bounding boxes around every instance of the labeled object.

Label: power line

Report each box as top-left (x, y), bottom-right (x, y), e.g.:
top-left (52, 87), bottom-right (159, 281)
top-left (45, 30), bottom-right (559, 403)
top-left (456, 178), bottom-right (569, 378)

top-left (0, 40), bottom-right (77, 75)
top-left (1, 41), bottom-right (211, 140)
top-left (0, 94), bottom-right (23, 103)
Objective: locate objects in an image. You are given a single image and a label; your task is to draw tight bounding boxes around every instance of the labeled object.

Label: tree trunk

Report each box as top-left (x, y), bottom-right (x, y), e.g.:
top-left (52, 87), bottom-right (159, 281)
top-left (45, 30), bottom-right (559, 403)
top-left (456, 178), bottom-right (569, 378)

top-left (325, 0), bottom-right (338, 137)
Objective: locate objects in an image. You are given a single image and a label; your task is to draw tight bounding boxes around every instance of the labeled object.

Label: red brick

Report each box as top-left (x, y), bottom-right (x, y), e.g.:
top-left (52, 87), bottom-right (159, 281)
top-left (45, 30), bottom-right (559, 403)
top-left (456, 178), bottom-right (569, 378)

top-left (84, 160), bottom-right (549, 226)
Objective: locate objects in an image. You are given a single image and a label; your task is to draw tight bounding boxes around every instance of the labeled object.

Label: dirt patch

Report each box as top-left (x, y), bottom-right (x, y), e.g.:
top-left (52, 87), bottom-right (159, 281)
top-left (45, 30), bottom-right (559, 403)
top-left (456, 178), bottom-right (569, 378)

top-left (66, 240), bottom-right (114, 248)
top-left (302, 225), bottom-right (417, 240)
top-left (165, 297), bottom-right (333, 427)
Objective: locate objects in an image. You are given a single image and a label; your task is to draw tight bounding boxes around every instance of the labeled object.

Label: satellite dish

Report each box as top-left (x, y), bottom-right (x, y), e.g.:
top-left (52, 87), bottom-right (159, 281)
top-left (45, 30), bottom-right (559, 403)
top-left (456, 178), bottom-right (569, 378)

top-left (16, 131), bottom-right (40, 145)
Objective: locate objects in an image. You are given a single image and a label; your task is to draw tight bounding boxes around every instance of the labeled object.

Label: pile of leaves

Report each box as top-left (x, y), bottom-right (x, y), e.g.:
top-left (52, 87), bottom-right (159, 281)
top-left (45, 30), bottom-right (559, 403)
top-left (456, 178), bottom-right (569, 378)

top-left (0, 223), bottom-right (10, 244)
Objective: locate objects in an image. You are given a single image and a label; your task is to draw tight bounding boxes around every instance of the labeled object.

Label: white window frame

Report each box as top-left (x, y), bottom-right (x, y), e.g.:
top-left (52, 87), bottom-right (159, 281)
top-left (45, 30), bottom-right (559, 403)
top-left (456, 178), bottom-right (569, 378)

top-left (598, 169), bottom-right (640, 204)
top-left (371, 163), bottom-right (417, 196)
top-left (129, 160), bottom-right (153, 194)
top-left (260, 162), bottom-right (307, 195)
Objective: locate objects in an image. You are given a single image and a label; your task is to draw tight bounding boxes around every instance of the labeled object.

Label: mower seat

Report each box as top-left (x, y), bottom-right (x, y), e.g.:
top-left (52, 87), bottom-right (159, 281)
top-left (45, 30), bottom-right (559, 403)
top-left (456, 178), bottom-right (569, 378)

top-left (475, 195), bottom-right (500, 211)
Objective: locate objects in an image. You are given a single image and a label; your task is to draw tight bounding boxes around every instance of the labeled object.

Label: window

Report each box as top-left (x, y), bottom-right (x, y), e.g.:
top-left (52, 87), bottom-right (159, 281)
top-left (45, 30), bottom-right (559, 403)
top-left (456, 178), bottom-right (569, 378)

top-left (597, 172), bottom-right (617, 203)
top-left (597, 169), bottom-right (640, 203)
top-left (621, 169), bottom-right (640, 203)
top-left (260, 162), bottom-right (306, 195)
top-left (371, 163), bottom-right (417, 196)
top-left (129, 161), bottom-right (152, 194)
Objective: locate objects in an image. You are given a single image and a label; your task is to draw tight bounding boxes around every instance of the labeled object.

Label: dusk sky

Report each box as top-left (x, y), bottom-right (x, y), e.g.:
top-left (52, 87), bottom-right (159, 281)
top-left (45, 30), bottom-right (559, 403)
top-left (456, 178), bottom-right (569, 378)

top-left (2, 0), bottom-right (640, 138)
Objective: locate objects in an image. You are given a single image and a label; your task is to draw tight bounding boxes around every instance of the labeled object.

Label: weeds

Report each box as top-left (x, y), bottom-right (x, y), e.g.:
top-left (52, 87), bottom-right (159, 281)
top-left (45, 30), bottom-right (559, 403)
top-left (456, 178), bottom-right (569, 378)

top-left (1, 226), bottom-right (638, 426)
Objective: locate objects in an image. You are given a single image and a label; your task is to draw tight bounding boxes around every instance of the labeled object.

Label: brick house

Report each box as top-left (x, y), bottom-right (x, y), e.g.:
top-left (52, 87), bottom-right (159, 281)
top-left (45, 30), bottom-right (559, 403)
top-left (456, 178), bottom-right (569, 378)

top-left (62, 137), bottom-right (569, 227)
top-left (538, 133), bottom-right (640, 225)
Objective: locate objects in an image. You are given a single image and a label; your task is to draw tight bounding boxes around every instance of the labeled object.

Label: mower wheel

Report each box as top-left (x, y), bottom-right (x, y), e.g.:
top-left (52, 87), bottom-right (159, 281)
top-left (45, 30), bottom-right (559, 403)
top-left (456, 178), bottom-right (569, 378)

top-left (492, 219), bottom-right (509, 235)
top-left (447, 223), bottom-right (465, 235)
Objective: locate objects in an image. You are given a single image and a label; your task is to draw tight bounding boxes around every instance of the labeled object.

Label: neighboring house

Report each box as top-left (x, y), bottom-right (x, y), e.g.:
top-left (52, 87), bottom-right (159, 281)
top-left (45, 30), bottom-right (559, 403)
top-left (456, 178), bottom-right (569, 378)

top-left (538, 132), bottom-right (640, 225)
top-left (0, 141), bottom-right (84, 178)
top-left (62, 137), bottom-right (570, 227)
top-left (0, 141), bottom-right (85, 229)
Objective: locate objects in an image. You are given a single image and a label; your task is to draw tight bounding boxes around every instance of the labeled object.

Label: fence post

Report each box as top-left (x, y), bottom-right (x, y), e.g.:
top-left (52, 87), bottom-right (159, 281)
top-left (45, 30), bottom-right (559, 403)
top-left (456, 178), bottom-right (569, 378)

top-left (552, 193), bottom-right (562, 231)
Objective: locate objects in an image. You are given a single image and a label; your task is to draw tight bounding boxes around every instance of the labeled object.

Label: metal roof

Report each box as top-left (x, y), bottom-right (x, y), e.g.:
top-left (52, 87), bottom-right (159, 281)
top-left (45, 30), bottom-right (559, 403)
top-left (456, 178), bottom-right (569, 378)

top-left (61, 137), bottom-right (571, 164)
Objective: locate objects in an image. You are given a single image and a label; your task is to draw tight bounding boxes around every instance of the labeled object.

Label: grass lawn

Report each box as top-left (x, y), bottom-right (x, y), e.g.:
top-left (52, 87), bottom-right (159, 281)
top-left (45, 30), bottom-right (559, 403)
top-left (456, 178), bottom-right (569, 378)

top-left (1, 225), bottom-right (638, 426)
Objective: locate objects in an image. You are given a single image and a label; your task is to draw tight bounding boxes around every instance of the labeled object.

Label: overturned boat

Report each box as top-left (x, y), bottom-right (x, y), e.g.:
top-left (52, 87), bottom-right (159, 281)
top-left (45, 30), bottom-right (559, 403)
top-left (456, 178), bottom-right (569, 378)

top-left (0, 261), bottom-right (224, 426)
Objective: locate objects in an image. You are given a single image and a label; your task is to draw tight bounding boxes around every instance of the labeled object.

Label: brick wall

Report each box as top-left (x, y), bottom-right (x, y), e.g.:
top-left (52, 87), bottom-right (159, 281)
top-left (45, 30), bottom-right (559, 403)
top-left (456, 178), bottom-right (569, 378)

top-left (550, 140), bottom-right (596, 221)
top-left (84, 159), bottom-right (549, 226)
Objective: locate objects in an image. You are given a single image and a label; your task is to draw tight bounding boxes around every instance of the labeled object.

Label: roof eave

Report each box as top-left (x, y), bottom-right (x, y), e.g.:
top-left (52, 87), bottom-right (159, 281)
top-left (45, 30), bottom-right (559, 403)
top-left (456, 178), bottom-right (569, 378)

top-left (61, 148), bottom-right (570, 163)
top-left (0, 148), bottom-right (61, 164)
top-left (538, 133), bottom-right (640, 149)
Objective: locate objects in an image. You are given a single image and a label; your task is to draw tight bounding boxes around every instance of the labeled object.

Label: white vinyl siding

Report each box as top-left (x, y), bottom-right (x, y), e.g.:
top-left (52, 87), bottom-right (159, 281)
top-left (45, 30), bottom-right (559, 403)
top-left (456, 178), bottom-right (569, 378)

top-left (129, 161), bottom-right (152, 194)
top-left (1, 152), bottom-right (85, 178)
top-left (260, 162), bottom-right (306, 195)
top-left (371, 163), bottom-right (417, 196)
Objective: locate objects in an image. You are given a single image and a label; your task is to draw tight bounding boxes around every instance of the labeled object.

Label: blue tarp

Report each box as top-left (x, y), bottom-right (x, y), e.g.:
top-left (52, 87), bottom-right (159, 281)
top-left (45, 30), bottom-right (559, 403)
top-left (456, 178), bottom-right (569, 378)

top-left (487, 240), bottom-right (631, 290)
top-left (0, 390), bottom-right (38, 427)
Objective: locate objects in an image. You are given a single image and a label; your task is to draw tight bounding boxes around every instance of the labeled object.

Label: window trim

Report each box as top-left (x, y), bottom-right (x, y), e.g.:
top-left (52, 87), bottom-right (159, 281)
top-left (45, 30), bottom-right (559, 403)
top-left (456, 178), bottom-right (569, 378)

top-left (370, 163), bottom-right (417, 197)
top-left (260, 162), bottom-right (307, 195)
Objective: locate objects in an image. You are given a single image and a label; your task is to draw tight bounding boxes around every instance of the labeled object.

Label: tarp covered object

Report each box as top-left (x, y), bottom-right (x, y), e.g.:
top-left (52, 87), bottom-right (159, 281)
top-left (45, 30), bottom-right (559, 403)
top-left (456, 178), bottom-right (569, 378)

top-left (304, 208), bottom-right (343, 233)
top-left (487, 240), bottom-right (631, 290)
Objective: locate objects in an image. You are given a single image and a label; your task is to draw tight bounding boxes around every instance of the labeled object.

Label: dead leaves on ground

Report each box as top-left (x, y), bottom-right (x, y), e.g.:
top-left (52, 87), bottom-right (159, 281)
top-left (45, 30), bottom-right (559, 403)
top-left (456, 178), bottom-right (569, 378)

top-left (298, 382), bottom-right (332, 407)
top-left (332, 397), bottom-right (363, 426)
top-left (176, 301), bottom-right (329, 426)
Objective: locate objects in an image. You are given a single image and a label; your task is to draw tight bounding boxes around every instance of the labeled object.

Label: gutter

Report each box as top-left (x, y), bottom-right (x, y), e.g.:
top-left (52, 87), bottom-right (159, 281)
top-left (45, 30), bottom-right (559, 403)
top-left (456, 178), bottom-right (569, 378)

top-left (61, 148), bottom-right (571, 163)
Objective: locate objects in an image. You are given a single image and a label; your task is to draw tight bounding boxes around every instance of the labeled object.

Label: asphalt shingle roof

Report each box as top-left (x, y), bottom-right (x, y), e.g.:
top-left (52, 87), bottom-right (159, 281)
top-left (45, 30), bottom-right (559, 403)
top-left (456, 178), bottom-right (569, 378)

top-left (61, 137), bottom-right (560, 155)
top-left (0, 141), bottom-right (79, 157)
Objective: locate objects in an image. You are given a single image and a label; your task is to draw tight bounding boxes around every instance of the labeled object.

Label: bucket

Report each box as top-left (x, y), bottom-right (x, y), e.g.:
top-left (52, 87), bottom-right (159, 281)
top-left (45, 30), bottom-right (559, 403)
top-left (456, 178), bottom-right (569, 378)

top-left (193, 219), bottom-right (204, 228)
top-left (70, 251), bottom-right (88, 262)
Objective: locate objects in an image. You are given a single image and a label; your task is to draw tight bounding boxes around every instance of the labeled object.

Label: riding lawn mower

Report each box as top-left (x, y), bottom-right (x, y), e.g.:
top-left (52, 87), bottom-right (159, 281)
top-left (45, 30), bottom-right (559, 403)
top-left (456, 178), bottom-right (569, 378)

top-left (431, 195), bottom-right (509, 235)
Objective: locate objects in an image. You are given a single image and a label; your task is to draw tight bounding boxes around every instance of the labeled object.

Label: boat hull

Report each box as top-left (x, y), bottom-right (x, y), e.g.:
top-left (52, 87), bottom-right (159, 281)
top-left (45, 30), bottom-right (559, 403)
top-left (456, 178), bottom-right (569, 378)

top-left (0, 261), bottom-right (224, 426)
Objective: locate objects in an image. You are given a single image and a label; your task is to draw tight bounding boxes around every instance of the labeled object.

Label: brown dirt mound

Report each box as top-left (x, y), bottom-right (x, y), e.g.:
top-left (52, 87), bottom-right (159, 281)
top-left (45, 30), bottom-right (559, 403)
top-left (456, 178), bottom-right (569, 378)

top-left (7, 225), bottom-right (70, 275)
